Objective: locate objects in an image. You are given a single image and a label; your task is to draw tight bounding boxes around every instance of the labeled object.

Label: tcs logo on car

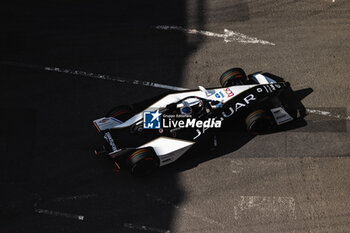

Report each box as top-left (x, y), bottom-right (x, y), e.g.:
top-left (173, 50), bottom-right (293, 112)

top-left (224, 88), bottom-right (234, 97)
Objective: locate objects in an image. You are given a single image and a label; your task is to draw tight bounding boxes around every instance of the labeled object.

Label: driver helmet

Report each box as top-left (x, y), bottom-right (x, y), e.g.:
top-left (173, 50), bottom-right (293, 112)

top-left (180, 105), bottom-right (192, 115)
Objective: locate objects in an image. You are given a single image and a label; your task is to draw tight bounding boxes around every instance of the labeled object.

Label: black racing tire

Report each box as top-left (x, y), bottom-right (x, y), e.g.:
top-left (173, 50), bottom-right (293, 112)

top-left (106, 105), bottom-right (133, 122)
top-left (219, 68), bottom-right (249, 87)
top-left (245, 109), bottom-right (274, 134)
top-left (127, 147), bottom-right (159, 177)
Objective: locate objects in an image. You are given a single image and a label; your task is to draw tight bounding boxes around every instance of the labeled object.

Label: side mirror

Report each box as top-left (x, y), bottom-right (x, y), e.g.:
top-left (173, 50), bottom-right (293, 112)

top-left (198, 86), bottom-right (209, 97)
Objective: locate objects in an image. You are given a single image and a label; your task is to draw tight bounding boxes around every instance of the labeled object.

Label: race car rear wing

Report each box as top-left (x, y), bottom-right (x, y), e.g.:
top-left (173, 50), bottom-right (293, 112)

top-left (93, 117), bottom-right (123, 132)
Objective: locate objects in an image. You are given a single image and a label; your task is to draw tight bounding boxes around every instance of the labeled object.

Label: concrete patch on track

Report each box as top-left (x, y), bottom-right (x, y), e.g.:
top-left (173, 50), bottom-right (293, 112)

top-left (230, 159), bottom-right (244, 174)
top-left (233, 196), bottom-right (296, 221)
top-left (146, 193), bottom-right (225, 229)
top-left (307, 108), bottom-right (350, 121)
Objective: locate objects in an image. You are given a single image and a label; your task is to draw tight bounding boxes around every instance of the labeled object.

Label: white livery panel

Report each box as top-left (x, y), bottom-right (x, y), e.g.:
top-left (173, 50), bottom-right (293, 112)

top-left (112, 85), bottom-right (258, 129)
top-left (138, 137), bottom-right (194, 166)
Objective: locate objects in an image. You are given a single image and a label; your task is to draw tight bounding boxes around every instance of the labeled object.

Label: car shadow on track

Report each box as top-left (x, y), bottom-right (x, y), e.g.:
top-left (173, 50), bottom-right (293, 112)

top-left (0, 1), bottom-right (200, 232)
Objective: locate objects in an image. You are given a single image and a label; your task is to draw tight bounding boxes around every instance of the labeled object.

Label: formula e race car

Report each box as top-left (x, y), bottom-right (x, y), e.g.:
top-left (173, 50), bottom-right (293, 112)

top-left (93, 68), bottom-right (297, 176)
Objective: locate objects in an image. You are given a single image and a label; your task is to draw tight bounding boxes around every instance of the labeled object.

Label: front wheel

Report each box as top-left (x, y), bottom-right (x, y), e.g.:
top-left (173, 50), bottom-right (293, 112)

top-left (127, 148), bottom-right (159, 177)
top-left (219, 67), bottom-right (249, 87)
top-left (245, 109), bottom-right (274, 134)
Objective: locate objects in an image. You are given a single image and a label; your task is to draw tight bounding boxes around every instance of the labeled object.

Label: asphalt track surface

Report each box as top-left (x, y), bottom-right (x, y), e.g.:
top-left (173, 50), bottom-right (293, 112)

top-left (1, 1), bottom-right (349, 232)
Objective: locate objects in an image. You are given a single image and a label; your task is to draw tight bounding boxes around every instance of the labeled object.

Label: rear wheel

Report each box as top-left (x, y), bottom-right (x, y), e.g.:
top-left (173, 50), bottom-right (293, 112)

top-left (245, 109), bottom-right (274, 134)
top-left (220, 68), bottom-right (249, 87)
top-left (127, 148), bottom-right (159, 176)
top-left (106, 105), bottom-right (133, 122)
top-left (92, 145), bottom-right (108, 157)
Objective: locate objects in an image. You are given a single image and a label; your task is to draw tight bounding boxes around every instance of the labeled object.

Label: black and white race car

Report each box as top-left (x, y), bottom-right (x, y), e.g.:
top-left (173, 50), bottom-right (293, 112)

top-left (93, 68), bottom-right (298, 176)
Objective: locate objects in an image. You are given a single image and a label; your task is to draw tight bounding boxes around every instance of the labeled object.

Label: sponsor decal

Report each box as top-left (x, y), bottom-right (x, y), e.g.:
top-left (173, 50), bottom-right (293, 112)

top-left (192, 93), bottom-right (257, 139)
top-left (98, 118), bottom-right (109, 123)
top-left (219, 94), bottom-right (256, 120)
top-left (104, 132), bottom-right (118, 152)
top-left (214, 91), bottom-right (225, 98)
top-left (263, 85), bottom-right (270, 93)
top-left (224, 88), bottom-right (234, 97)
top-left (143, 110), bottom-right (162, 129)
top-left (258, 83), bottom-right (283, 94)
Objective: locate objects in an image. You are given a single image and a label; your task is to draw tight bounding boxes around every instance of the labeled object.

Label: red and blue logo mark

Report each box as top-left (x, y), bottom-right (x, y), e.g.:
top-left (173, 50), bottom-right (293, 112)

top-left (224, 88), bottom-right (234, 97)
top-left (215, 89), bottom-right (234, 98)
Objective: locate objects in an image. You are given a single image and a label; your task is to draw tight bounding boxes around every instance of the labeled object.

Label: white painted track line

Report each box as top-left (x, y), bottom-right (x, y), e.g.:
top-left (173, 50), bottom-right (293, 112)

top-left (123, 223), bottom-right (170, 233)
top-left (0, 61), bottom-right (187, 91)
top-left (34, 208), bottom-right (84, 221)
top-left (155, 25), bottom-right (275, 45)
top-left (53, 193), bottom-right (97, 202)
